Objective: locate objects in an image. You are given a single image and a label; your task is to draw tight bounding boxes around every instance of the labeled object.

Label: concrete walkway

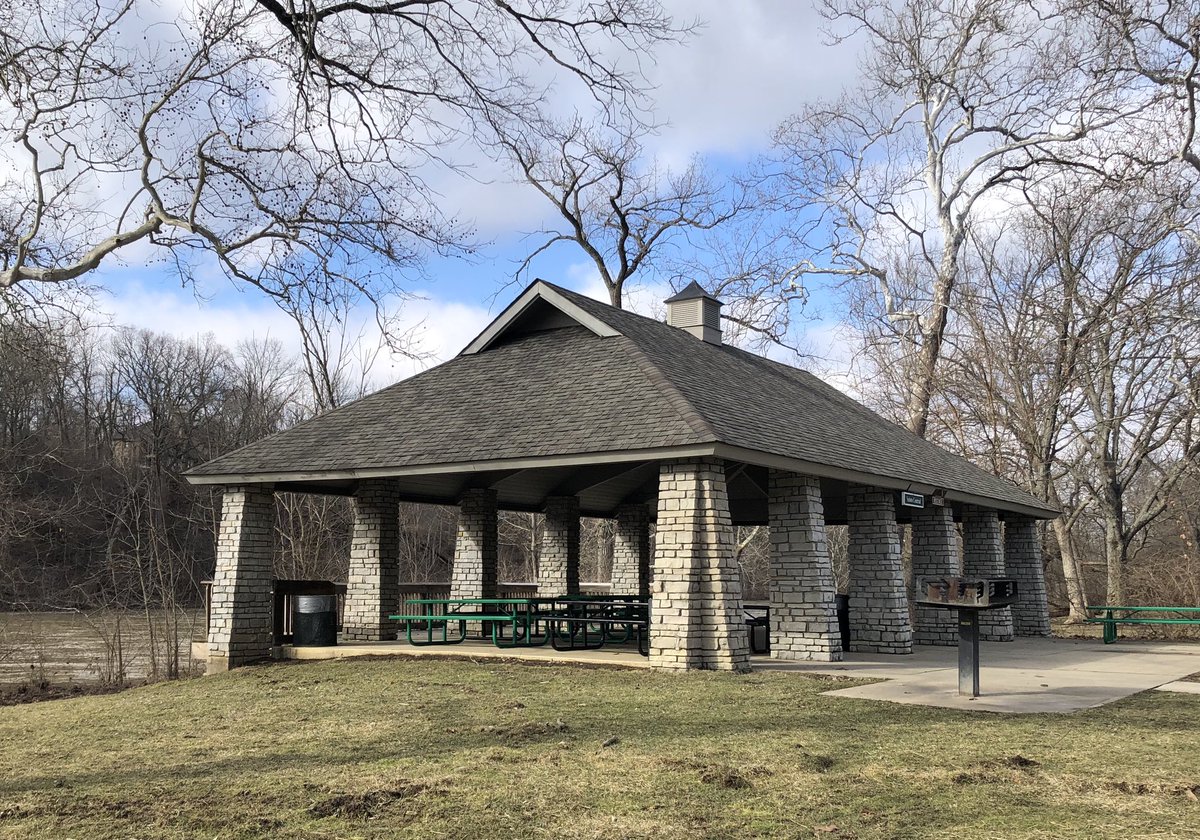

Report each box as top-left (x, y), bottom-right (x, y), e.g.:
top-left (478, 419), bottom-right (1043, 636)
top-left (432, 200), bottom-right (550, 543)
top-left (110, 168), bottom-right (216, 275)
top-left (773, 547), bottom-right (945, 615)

top-left (758, 636), bottom-right (1200, 714)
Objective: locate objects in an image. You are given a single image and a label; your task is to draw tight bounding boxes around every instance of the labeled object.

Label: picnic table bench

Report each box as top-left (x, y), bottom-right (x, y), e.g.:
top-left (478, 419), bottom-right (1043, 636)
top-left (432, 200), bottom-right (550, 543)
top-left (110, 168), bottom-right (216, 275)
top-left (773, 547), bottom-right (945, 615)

top-left (390, 597), bottom-right (551, 647)
top-left (539, 599), bottom-right (650, 657)
top-left (1085, 606), bottom-right (1200, 644)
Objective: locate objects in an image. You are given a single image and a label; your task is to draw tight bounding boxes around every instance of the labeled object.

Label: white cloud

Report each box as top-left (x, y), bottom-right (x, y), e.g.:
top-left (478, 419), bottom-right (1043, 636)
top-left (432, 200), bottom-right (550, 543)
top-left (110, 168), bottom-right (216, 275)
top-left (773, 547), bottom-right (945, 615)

top-left (97, 282), bottom-right (301, 353)
top-left (645, 0), bottom-right (860, 166)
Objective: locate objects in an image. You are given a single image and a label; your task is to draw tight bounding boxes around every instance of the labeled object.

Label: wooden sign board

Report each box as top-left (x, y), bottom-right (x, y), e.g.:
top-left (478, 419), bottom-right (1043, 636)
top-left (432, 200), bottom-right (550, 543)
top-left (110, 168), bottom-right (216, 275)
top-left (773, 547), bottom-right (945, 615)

top-left (900, 491), bottom-right (925, 508)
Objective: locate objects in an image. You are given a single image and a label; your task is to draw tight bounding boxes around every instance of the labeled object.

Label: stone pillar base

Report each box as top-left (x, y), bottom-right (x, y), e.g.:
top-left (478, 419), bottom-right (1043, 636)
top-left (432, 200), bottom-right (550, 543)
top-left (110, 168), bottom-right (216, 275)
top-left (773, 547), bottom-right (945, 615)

top-left (650, 458), bottom-right (750, 673)
top-left (1006, 517), bottom-right (1052, 637)
top-left (768, 470), bottom-right (842, 661)
top-left (207, 485), bottom-right (276, 671)
top-left (343, 479), bottom-right (401, 642)
top-left (963, 505), bottom-right (1014, 642)
top-left (912, 505), bottom-right (959, 647)
top-left (847, 486), bottom-right (913, 655)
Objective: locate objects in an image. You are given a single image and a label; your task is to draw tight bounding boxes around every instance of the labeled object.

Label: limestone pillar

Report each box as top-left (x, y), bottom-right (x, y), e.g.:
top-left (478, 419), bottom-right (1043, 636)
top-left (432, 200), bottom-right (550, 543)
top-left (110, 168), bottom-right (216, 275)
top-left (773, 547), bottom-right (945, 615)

top-left (207, 485), bottom-right (275, 673)
top-left (611, 503), bottom-right (651, 598)
top-left (538, 496), bottom-right (581, 597)
top-left (1005, 516), bottom-right (1051, 636)
top-left (649, 457), bottom-right (750, 672)
top-left (846, 486), bottom-right (912, 654)
top-left (767, 469), bottom-right (841, 661)
top-left (911, 504), bottom-right (959, 646)
top-left (342, 479), bottom-right (401, 641)
top-left (450, 488), bottom-right (499, 601)
top-left (962, 505), bottom-right (1014, 641)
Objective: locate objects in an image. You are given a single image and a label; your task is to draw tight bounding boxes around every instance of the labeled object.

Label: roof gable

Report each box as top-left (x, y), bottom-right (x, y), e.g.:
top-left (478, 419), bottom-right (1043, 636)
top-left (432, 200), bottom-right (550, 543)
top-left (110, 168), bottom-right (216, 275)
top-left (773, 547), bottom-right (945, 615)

top-left (460, 280), bottom-right (620, 355)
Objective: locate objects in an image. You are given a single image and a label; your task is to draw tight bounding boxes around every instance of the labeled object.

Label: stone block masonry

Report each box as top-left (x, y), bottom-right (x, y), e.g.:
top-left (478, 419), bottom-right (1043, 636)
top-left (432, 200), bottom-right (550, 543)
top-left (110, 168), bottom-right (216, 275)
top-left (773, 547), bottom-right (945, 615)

top-left (911, 504), bottom-right (960, 646)
top-left (207, 485), bottom-right (275, 672)
top-left (649, 457), bottom-right (750, 672)
top-left (1006, 516), bottom-right (1052, 637)
top-left (342, 479), bottom-right (401, 641)
top-left (846, 486), bottom-right (913, 654)
top-left (450, 488), bottom-right (499, 602)
top-left (767, 469), bottom-right (841, 661)
top-left (611, 502), bottom-right (651, 598)
top-left (962, 505), bottom-right (1014, 641)
top-left (539, 496), bottom-right (581, 597)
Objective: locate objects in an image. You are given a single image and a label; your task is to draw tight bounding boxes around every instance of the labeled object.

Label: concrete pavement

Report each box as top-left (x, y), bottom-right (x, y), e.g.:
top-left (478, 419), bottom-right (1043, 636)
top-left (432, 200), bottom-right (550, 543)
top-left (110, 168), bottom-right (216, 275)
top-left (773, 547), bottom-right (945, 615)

top-left (757, 636), bottom-right (1200, 713)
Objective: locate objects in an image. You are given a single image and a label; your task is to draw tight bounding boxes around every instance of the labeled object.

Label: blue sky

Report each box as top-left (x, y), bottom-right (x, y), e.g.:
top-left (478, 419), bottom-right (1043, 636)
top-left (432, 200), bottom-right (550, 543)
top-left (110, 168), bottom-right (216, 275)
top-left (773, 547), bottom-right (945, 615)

top-left (93, 1), bottom-right (864, 386)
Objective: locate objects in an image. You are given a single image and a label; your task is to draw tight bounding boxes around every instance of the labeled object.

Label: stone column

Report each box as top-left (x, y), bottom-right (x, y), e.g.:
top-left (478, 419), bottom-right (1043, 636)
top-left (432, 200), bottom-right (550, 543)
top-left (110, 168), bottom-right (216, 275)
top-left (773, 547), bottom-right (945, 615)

top-left (450, 488), bottom-right (499, 601)
top-left (962, 505), bottom-right (1014, 641)
top-left (342, 479), bottom-right (401, 641)
top-left (767, 469), bottom-right (841, 661)
top-left (611, 503), bottom-right (651, 598)
top-left (539, 496), bottom-right (581, 597)
top-left (1005, 516), bottom-right (1051, 636)
top-left (846, 486), bottom-right (913, 654)
top-left (911, 504), bottom-right (959, 646)
top-left (649, 457), bottom-right (750, 672)
top-left (207, 485), bottom-right (275, 673)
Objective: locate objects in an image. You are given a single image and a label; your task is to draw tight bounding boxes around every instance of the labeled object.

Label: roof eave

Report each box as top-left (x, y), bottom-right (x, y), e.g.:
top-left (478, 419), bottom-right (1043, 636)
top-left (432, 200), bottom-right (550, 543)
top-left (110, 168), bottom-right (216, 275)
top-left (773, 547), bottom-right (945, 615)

top-left (183, 443), bottom-right (720, 486)
top-left (711, 443), bottom-right (1060, 520)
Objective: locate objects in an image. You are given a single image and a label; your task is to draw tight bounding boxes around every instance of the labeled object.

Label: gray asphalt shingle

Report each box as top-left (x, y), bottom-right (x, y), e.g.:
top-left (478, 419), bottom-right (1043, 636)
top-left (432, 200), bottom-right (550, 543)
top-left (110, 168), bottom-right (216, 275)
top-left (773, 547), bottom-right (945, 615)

top-left (189, 281), bottom-right (1053, 516)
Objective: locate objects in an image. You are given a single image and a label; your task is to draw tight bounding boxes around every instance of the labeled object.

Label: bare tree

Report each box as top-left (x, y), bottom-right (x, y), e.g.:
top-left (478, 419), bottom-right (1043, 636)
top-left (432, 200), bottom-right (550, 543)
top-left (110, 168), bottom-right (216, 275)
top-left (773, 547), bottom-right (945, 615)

top-left (938, 171), bottom-right (1200, 612)
top-left (498, 116), bottom-right (742, 308)
top-left (1089, 1), bottom-right (1200, 176)
top-left (773, 0), bottom-right (1118, 437)
top-left (0, 0), bottom-right (679, 313)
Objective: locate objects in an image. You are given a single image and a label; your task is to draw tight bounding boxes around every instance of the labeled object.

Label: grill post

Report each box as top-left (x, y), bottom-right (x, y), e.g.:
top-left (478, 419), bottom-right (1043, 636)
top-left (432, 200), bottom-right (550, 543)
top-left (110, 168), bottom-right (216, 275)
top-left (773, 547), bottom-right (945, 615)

top-left (958, 610), bottom-right (981, 697)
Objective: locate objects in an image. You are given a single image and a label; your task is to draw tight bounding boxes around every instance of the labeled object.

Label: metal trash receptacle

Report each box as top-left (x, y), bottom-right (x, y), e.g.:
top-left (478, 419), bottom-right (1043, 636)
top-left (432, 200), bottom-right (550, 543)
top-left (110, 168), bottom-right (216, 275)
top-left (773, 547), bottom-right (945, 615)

top-left (744, 606), bottom-right (770, 654)
top-left (293, 594), bottom-right (338, 646)
top-left (835, 594), bottom-right (850, 650)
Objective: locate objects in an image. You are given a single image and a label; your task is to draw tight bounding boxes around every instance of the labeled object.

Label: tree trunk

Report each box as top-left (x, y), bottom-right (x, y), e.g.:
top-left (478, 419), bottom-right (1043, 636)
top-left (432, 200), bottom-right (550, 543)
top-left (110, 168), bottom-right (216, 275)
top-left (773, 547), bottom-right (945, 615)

top-left (1104, 517), bottom-right (1125, 606)
top-left (1052, 517), bottom-right (1088, 622)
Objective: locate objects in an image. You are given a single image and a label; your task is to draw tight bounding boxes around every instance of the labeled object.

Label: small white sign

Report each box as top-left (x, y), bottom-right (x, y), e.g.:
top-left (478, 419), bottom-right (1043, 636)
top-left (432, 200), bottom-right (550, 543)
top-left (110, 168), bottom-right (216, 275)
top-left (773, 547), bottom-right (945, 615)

top-left (900, 491), bottom-right (925, 508)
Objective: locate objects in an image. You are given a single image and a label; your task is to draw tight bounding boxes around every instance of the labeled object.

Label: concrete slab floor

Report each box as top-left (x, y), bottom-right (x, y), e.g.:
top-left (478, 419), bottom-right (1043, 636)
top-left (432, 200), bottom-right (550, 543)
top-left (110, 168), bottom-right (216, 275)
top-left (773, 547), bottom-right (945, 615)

top-left (757, 636), bottom-right (1200, 714)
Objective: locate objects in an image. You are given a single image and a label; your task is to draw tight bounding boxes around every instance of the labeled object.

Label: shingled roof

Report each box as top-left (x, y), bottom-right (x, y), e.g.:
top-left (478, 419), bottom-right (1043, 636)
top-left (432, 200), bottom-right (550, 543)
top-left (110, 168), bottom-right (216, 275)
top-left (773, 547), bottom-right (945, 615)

top-left (187, 280), bottom-right (1057, 519)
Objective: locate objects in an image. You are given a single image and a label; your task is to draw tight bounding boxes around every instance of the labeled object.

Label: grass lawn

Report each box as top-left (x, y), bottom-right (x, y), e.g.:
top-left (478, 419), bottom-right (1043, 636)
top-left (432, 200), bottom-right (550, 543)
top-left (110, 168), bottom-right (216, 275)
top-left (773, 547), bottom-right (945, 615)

top-left (1, 657), bottom-right (1198, 839)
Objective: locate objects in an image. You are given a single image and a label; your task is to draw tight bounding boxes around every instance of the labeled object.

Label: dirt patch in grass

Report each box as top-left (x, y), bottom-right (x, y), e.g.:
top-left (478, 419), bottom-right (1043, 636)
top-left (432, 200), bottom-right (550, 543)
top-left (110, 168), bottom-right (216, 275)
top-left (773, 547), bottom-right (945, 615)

top-left (0, 679), bottom-right (128, 707)
top-left (951, 755), bottom-right (1042, 785)
top-left (308, 780), bottom-right (430, 820)
top-left (661, 757), bottom-right (774, 790)
top-left (476, 718), bottom-right (569, 745)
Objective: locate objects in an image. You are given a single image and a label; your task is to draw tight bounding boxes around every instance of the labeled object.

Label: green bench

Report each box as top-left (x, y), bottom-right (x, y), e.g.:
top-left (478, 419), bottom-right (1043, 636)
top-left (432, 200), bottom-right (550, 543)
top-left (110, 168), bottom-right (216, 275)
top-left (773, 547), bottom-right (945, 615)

top-left (1085, 606), bottom-right (1200, 644)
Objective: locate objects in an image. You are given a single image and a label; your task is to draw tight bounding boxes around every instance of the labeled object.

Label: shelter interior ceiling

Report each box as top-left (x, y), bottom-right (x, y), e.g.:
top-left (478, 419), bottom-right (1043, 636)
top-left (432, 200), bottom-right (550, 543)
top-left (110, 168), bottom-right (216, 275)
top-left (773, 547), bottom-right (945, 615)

top-left (272, 460), bottom-right (980, 526)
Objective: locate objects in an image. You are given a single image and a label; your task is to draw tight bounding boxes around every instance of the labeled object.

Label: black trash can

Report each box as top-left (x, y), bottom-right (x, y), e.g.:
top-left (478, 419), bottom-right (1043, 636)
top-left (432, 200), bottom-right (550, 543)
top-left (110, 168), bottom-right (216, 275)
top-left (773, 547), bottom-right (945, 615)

top-left (744, 606), bottom-right (770, 654)
top-left (835, 593), bottom-right (850, 650)
top-left (293, 594), bottom-right (338, 646)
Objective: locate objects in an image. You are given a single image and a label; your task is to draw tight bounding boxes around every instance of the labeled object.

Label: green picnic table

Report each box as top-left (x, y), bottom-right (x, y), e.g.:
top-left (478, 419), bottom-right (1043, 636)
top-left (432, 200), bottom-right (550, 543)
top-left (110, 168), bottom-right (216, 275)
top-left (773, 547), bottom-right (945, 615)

top-left (1085, 606), bottom-right (1200, 644)
top-left (389, 597), bottom-right (555, 647)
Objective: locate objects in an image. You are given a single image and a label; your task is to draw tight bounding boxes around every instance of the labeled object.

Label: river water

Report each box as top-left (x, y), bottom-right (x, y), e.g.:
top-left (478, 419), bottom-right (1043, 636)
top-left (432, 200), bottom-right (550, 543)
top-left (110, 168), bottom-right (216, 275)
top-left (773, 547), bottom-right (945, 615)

top-left (0, 610), bottom-right (207, 685)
